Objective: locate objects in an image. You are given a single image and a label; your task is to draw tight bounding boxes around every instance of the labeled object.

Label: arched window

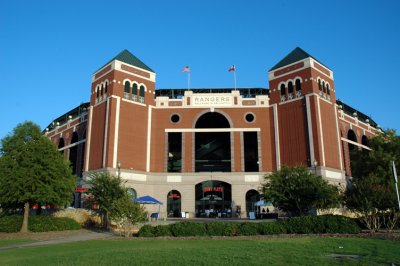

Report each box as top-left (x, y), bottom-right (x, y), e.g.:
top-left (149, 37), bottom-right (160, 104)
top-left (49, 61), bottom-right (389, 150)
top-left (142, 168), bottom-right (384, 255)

top-left (288, 81), bottom-right (294, 95)
top-left (318, 79), bottom-right (322, 91)
top-left (101, 84), bottom-right (104, 96)
top-left (128, 188), bottom-right (137, 200)
top-left (326, 83), bottom-right (330, 95)
top-left (124, 81), bottom-right (130, 100)
top-left (139, 85), bottom-right (145, 103)
top-left (96, 87), bottom-right (99, 100)
top-left (69, 132), bottom-right (79, 174)
top-left (361, 135), bottom-right (368, 146)
top-left (322, 81), bottom-right (327, 94)
top-left (348, 129), bottom-right (357, 151)
top-left (105, 82), bottom-right (108, 94)
top-left (132, 83), bottom-right (138, 102)
top-left (245, 189), bottom-right (260, 217)
top-left (280, 84), bottom-right (286, 97)
top-left (58, 138), bottom-right (65, 155)
top-left (295, 79), bottom-right (301, 92)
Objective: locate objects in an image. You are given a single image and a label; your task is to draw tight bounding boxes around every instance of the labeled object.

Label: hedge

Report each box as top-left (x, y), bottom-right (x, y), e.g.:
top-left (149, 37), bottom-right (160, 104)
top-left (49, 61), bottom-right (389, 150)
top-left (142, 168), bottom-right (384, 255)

top-left (0, 215), bottom-right (81, 233)
top-left (138, 215), bottom-right (360, 237)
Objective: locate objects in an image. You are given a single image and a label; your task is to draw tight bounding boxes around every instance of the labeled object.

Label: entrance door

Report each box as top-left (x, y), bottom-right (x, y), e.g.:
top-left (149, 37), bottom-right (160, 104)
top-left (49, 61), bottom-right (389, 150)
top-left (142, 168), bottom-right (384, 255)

top-left (167, 190), bottom-right (181, 217)
top-left (195, 180), bottom-right (232, 218)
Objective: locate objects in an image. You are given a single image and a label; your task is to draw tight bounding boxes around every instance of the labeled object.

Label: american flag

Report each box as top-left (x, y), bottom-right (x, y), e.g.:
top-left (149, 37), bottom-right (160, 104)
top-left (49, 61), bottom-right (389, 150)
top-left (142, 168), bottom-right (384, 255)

top-left (181, 66), bottom-right (190, 73)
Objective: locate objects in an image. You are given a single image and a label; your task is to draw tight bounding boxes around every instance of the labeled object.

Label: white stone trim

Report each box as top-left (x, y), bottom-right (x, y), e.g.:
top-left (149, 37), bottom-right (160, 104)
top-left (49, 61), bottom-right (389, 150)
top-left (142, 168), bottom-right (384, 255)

top-left (334, 105), bottom-right (343, 170)
top-left (341, 137), bottom-right (371, 150)
top-left (305, 95), bottom-right (315, 166)
top-left (167, 175), bottom-right (182, 183)
top-left (146, 105), bottom-right (153, 172)
top-left (121, 98), bottom-right (146, 107)
top-left (165, 128), bottom-right (260, 133)
top-left (317, 97), bottom-right (326, 166)
top-left (84, 106), bottom-right (93, 171)
top-left (102, 98), bottom-right (110, 168)
top-left (272, 104), bottom-right (280, 170)
top-left (58, 139), bottom-right (86, 151)
top-left (244, 175), bottom-right (260, 182)
top-left (112, 97), bottom-right (121, 168)
top-left (121, 172), bottom-right (147, 182)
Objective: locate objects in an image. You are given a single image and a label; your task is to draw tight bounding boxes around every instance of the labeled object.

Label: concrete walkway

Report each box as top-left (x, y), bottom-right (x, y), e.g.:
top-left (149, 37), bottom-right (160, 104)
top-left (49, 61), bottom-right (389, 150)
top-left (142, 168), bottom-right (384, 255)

top-left (0, 230), bottom-right (113, 251)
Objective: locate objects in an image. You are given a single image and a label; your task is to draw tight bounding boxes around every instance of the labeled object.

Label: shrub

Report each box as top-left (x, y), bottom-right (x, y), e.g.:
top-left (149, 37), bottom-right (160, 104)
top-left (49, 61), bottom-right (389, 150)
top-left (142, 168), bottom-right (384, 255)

top-left (257, 222), bottom-right (286, 235)
top-left (28, 216), bottom-right (81, 232)
top-left (0, 216), bottom-right (22, 232)
top-left (223, 223), bottom-right (240, 236)
top-left (53, 208), bottom-right (100, 227)
top-left (171, 222), bottom-right (207, 237)
top-left (280, 215), bottom-right (360, 234)
top-left (206, 222), bottom-right (227, 236)
top-left (153, 225), bottom-right (172, 237)
top-left (0, 215), bottom-right (81, 232)
top-left (237, 222), bottom-right (258, 236)
top-left (139, 224), bottom-right (155, 237)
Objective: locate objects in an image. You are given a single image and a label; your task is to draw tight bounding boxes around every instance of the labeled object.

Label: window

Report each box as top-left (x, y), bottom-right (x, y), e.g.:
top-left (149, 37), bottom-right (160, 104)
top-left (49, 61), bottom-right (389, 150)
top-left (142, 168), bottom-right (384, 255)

top-left (245, 113), bottom-right (255, 123)
top-left (288, 81), bottom-right (293, 94)
top-left (322, 81), bottom-right (327, 94)
top-left (124, 81), bottom-right (130, 100)
top-left (244, 132), bottom-right (259, 172)
top-left (132, 83), bottom-right (138, 102)
top-left (318, 79), bottom-right (322, 91)
top-left (170, 114), bottom-right (180, 123)
top-left (295, 79), bottom-right (301, 91)
top-left (105, 82), bottom-right (108, 94)
top-left (326, 83), bottom-right (330, 95)
top-left (139, 85), bottom-right (145, 103)
top-left (168, 133), bottom-right (182, 172)
top-left (280, 84), bottom-right (286, 96)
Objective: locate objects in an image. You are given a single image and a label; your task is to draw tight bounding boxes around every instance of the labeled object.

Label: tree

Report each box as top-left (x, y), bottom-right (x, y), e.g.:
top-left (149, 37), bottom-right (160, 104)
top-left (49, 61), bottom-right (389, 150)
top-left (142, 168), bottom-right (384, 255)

top-left (261, 166), bottom-right (341, 216)
top-left (345, 130), bottom-right (400, 232)
top-left (87, 172), bottom-right (146, 230)
top-left (0, 121), bottom-right (75, 232)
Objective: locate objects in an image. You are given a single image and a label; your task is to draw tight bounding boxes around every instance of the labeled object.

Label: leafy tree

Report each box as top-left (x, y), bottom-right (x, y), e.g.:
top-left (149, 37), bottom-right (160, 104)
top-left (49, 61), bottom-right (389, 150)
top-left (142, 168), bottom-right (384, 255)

top-left (87, 172), bottom-right (146, 230)
top-left (345, 130), bottom-right (400, 232)
top-left (0, 121), bottom-right (75, 232)
top-left (261, 166), bottom-right (341, 217)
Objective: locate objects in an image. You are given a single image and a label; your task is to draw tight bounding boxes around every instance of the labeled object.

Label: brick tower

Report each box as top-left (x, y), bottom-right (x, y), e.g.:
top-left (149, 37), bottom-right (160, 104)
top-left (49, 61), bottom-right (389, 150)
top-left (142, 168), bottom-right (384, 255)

top-left (84, 50), bottom-right (156, 174)
top-left (268, 47), bottom-right (344, 182)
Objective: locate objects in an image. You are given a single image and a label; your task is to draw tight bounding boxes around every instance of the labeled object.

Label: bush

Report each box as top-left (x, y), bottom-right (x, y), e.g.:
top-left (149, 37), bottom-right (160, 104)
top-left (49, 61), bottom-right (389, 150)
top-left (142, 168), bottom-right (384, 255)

top-left (138, 224), bottom-right (155, 237)
top-left (53, 208), bottom-right (100, 227)
top-left (171, 222), bottom-right (207, 237)
top-left (153, 225), bottom-right (172, 237)
top-left (280, 215), bottom-right (360, 234)
top-left (223, 223), bottom-right (240, 236)
top-left (206, 222), bottom-right (227, 236)
top-left (0, 216), bottom-right (22, 232)
top-left (237, 222), bottom-right (258, 236)
top-left (0, 215), bottom-right (81, 232)
top-left (257, 222), bottom-right (286, 235)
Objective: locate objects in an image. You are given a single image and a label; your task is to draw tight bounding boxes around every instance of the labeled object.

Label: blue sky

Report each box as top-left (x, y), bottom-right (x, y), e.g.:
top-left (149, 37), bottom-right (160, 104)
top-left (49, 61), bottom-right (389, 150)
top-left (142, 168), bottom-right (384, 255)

top-left (1, 0), bottom-right (399, 139)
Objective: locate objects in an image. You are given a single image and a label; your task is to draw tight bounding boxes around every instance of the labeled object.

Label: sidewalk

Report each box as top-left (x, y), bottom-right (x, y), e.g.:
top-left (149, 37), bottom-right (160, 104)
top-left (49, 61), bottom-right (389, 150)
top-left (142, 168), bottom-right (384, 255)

top-left (0, 230), bottom-right (113, 251)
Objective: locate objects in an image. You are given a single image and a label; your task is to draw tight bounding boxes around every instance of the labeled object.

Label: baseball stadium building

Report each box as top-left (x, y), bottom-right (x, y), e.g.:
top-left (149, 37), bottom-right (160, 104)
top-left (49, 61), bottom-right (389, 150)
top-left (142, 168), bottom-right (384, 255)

top-left (45, 47), bottom-right (380, 218)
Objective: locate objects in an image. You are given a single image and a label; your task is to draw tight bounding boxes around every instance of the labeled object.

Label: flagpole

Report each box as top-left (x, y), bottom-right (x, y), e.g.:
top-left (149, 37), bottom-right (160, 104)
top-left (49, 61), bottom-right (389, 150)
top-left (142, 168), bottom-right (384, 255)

top-left (234, 67), bottom-right (237, 91)
top-left (188, 70), bottom-right (190, 91)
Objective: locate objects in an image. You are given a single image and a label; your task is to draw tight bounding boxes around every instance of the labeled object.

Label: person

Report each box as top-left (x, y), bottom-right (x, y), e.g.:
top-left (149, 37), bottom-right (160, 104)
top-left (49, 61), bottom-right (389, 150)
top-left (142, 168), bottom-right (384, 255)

top-left (266, 207), bottom-right (270, 213)
top-left (262, 208), bottom-right (266, 213)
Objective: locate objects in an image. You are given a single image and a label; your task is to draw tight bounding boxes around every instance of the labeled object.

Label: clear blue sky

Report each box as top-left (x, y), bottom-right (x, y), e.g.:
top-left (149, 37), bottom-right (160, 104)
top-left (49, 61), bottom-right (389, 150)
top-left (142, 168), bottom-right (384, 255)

top-left (1, 0), bottom-right (399, 139)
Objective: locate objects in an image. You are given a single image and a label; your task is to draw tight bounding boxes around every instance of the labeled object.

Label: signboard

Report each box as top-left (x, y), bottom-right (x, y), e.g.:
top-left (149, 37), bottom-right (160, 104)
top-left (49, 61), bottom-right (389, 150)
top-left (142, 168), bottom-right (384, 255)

top-left (75, 187), bottom-right (88, 193)
top-left (203, 187), bottom-right (223, 193)
top-left (192, 94), bottom-right (233, 107)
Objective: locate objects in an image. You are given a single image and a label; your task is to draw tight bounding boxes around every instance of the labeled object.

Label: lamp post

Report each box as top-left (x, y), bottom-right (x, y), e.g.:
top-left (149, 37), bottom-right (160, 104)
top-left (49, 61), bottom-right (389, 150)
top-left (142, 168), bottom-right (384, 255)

top-left (313, 160), bottom-right (318, 175)
top-left (117, 161), bottom-right (121, 178)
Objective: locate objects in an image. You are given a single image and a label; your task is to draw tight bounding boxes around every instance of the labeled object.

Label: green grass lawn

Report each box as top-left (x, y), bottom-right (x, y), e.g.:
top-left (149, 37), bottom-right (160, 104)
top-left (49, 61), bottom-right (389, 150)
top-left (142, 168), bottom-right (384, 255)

top-left (0, 237), bottom-right (398, 265)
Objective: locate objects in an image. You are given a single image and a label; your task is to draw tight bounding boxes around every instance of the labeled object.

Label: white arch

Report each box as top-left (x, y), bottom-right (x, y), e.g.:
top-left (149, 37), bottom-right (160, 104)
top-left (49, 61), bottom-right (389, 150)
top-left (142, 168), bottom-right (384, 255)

top-left (277, 81), bottom-right (286, 91)
top-left (122, 79), bottom-right (132, 86)
top-left (138, 83), bottom-right (147, 92)
top-left (293, 76), bottom-right (303, 83)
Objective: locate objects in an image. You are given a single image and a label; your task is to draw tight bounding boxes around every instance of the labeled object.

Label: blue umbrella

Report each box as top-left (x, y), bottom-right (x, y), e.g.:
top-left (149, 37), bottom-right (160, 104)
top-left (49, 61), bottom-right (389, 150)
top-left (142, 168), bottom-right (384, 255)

top-left (134, 195), bottom-right (163, 205)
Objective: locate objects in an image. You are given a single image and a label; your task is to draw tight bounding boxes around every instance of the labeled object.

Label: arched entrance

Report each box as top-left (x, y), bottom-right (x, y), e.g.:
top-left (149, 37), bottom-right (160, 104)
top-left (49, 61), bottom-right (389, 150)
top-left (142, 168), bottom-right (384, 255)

top-left (195, 112), bottom-right (231, 172)
top-left (128, 188), bottom-right (137, 200)
top-left (245, 189), bottom-right (260, 216)
top-left (167, 190), bottom-right (181, 217)
top-left (347, 130), bottom-right (357, 151)
top-left (195, 180), bottom-right (232, 218)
